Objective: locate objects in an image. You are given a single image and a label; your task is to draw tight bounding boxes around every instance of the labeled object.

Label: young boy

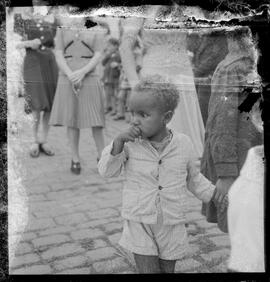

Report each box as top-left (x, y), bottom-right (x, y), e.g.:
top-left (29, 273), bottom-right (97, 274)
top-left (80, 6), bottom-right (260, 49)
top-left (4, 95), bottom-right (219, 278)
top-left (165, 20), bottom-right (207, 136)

top-left (101, 38), bottom-right (121, 115)
top-left (98, 75), bottom-right (217, 273)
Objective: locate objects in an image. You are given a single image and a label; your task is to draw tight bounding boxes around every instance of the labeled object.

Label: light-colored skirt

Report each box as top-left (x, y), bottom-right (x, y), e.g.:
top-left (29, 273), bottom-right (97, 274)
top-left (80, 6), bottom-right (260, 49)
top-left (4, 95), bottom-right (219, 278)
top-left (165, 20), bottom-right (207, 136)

top-left (50, 72), bottom-right (105, 129)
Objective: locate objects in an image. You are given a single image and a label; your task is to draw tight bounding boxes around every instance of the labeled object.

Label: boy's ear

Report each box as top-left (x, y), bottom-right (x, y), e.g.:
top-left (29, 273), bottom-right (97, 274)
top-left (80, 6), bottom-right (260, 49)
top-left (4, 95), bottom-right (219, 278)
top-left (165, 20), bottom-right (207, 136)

top-left (163, 110), bottom-right (173, 124)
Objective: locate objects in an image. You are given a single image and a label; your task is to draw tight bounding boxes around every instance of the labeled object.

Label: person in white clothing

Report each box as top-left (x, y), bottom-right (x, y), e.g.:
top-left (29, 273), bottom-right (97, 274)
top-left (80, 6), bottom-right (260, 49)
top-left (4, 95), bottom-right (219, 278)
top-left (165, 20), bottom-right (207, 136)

top-left (228, 98), bottom-right (265, 272)
top-left (119, 5), bottom-right (205, 159)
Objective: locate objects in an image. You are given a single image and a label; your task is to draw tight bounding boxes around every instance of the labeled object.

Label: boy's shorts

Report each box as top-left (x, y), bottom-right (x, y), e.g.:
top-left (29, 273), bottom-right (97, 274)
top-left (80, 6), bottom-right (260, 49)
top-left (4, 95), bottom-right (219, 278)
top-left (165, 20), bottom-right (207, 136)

top-left (119, 199), bottom-right (189, 260)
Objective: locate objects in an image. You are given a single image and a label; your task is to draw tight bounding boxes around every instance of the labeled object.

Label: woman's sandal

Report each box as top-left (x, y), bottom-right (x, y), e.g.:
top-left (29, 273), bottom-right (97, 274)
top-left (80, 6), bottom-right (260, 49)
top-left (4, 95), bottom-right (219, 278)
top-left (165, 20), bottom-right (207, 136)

top-left (39, 142), bottom-right (55, 156)
top-left (29, 142), bottom-right (40, 158)
top-left (71, 160), bottom-right (81, 175)
top-left (113, 115), bottom-right (125, 121)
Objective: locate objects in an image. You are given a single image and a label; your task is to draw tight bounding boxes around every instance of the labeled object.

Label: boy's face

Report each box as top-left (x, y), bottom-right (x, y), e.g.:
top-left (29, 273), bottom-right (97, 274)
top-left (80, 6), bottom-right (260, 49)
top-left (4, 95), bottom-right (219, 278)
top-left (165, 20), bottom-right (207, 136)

top-left (128, 91), bottom-right (168, 140)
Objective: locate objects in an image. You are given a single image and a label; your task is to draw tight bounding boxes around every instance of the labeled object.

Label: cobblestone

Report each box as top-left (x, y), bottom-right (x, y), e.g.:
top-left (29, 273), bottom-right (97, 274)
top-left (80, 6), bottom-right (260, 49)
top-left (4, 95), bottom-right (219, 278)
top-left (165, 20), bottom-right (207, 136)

top-left (108, 233), bottom-right (122, 244)
top-left (14, 242), bottom-right (33, 255)
top-left (104, 222), bottom-right (123, 233)
top-left (46, 190), bottom-right (74, 200)
top-left (70, 228), bottom-right (105, 240)
top-left (92, 239), bottom-right (108, 249)
top-left (28, 184), bottom-right (51, 194)
top-left (54, 255), bottom-right (88, 271)
top-left (56, 267), bottom-right (92, 274)
top-left (54, 213), bottom-right (88, 226)
top-left (86, 247), bottom-right (117, 262)
top-left (11, 264), bottom-right (52, 274)
top-left (32, 234), bottom-right (71, 248)
top-left (28, 194), bottom-right (47, 202)
top-left (209, 235), bottom-right (230, 247)
top-left (21, 232), bottom-right (37, 241)
top-left (87, 208), bottom-right (120, 220)
top-left (38, 226), bottom-right (74, 236)
top-left (93, 257), bottom-right (129, 273)
top-left (41, 243), bottom-right (85, 260)
top-left (25, 218), bottom-right (56, 232)
top-left (175, 258), bottom-right (201, 272)
top-left (200, 249), bottom-right (230, 263)
top-left (76, 218), bottom-right (111, 229)
top-left (11, 253), bottom-right (40, 268)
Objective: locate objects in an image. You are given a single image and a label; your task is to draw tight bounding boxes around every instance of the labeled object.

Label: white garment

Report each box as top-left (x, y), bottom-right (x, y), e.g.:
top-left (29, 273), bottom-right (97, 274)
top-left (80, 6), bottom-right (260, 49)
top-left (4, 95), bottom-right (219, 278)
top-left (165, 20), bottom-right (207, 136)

top-left (120, 17), bottom-right (205, 159)
top-left (141, 28), bottom-right (205, 159)
top-left (228, 145), bottom-right (265, 272)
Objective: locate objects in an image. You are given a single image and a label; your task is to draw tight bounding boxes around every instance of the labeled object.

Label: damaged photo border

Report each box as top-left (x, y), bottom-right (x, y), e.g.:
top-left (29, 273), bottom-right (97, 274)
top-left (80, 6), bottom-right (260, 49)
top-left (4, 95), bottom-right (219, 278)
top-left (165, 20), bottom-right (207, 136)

top-left (2, 0), bottom-right (270, 280)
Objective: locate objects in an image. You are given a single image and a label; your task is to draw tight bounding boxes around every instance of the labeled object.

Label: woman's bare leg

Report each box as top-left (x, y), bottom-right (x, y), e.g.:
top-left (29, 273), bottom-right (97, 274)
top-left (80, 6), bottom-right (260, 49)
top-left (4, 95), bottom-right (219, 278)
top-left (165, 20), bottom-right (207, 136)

top-left (91, 126), bottom-right (105, 160)
top-left (31, 110), bottom-right (41, 143)
top-left (67, 127), bottom-right (80, 162)
top-left (40, 111), bottom-right (50, 143)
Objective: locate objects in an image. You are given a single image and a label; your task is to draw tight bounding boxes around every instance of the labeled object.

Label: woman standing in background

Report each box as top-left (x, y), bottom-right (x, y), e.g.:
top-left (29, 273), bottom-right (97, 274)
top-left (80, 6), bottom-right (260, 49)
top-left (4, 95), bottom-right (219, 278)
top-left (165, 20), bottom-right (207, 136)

top-left (14, 6), bottom-right (58, 158)
top-left (49, 15), bottom-right (107, 174)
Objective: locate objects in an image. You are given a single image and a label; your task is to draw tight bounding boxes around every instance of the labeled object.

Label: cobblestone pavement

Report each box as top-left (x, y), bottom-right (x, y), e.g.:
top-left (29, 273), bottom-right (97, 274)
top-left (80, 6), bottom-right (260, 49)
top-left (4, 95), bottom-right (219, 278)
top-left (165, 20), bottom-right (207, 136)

top-left (9, 109), bottom-right (230, 274)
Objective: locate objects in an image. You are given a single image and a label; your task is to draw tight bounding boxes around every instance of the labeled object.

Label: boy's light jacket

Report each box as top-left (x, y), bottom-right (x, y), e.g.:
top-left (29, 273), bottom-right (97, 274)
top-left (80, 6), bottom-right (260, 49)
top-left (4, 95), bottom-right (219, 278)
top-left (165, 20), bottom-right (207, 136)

top-left (98, 132), bottom-right (215, 225)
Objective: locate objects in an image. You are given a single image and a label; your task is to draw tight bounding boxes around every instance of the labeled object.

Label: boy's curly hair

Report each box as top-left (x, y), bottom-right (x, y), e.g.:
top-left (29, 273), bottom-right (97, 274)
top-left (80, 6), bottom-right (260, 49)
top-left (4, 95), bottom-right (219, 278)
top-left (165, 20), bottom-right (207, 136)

top-left (133, 75), bottom-right (180, 113)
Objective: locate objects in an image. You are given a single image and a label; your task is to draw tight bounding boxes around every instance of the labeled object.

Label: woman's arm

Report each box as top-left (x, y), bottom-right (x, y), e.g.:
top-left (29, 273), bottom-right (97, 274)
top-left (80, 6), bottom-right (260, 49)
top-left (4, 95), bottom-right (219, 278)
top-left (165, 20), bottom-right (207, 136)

top-left (119, 17), bottom-right (143, 88)
top-left (16, 38), bottom-right (41, 49)
top-left (69, 51), bottom-right (103, 85)
top-left (81, 51), bottom-right (103, 74)
top-left (53, 28), bottom-right (72, 78)
top-left (54, 49), bottom-right (72, 78)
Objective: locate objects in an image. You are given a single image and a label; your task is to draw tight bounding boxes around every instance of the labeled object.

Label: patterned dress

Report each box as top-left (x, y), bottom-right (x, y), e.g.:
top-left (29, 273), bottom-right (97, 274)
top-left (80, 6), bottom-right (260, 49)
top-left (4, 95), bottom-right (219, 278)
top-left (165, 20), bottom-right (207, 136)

top-left (13, 13), bottom-right (58, 113)
top-left (49, 26), bottom-right (106, 128)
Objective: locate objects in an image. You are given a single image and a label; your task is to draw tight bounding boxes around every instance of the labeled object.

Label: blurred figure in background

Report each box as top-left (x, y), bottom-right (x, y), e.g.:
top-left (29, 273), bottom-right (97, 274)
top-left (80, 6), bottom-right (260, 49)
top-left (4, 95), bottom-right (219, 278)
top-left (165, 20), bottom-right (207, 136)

top-left (14, 6), bottom-right (58, 158)
top-left (116, 21), bottom-right (143, 122)
top-left (101, 38), bottom-right (121, 116)
top-left (186, 28), bottom-right (228, 125)
top-left (201, 27), bottom-right (263, 233)
top-left (117, 67), bottom-right (131, 121)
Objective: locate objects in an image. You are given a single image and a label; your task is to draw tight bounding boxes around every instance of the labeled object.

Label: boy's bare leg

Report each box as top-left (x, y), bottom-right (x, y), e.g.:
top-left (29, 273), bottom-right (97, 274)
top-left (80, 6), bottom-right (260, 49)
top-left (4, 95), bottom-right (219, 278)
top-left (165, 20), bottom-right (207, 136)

top-left (133, 254), bottom-right (161, 273)
top-left (159, 259), bottom-right (176, 273)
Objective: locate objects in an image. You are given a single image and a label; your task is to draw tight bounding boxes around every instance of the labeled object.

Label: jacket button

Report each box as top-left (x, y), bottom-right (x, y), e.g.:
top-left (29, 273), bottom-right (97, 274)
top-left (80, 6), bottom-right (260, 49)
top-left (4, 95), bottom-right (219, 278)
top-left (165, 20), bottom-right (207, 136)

top-left (158, 185), bottom-right (163, 190)
top-left (158, 160), bottom-right (162, 165)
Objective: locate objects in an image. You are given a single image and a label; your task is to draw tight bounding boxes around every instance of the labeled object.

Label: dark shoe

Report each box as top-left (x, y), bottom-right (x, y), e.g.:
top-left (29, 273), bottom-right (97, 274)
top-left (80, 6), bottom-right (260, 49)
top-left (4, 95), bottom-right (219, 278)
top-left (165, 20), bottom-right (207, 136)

top-left (113, 115), bottom-right (125, 121)
top-left (105, 107), bottom-right (112, 114)
top-left (71, 160), bottom-right (81, 175)
top-left (39, 142), bottom-right (55, 156)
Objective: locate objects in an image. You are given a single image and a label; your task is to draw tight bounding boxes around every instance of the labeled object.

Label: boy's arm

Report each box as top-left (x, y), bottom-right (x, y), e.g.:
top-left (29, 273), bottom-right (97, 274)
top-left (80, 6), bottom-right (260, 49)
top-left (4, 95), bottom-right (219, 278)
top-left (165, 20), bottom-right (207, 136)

top-left (98, 141), bottom-right (128, 178)
top-left (185, 138), bottom-right (215, 203)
